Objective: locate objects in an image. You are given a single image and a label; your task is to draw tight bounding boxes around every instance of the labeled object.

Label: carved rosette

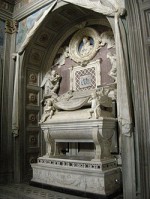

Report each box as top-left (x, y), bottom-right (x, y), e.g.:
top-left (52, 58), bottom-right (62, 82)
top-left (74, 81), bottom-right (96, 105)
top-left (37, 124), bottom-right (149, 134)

top-left (28, 73), bottom-right (38, 84)
top-left (69, 27), bottom-right (99, 63)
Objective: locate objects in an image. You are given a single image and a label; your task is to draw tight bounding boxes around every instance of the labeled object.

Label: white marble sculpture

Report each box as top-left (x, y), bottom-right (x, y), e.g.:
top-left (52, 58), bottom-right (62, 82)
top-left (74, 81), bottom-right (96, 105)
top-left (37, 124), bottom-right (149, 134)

top-left (88, 87), bottom-right (113, 119)
top-left (79, 36), bottom-right (93, 57)
top-left (39, 98), bottom-right (55, 123)
top-left (41, 70), bottom-right (61, 98)
top-left (107, 52), bottom-right (117, 82)
top-left (69, 27), bottom-right (100, 63)
top-left (88, 92), bottom-right (101, 119)
top-left (54, 46), bottom-right (69, 68)
top-left (63, 0), bottom-right (133, 137)
top-left (64, 0), bottom-right (125, 17)
top-left (99, 31), bottom-right (115, 49)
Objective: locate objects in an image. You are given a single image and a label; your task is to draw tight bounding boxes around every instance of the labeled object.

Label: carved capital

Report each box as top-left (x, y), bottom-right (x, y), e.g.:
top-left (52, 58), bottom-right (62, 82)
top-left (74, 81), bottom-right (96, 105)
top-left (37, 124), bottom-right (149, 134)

top-left (5, 20), bottom-right (18, 34)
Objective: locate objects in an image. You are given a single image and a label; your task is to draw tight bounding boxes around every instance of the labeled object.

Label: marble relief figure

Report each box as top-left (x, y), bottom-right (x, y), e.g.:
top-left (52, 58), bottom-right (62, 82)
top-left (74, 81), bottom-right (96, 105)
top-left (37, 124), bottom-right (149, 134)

top-left (39, 70), bottom-right (61, 121)
top-left (79, 36), bottom-right (93, 57)
top-left (39, 98), bottom-right (55, 123)
top-left (54, 46), bottom-right (69, 68)
top-left (88, 92), bottom-right (101, 119)
top-left (107, 52), bottom-right (117, 82)
top-left (99, 31), bottom-right (115, 49)
top-left (39, 27), bottom-right (116, 123)
top-left (40, 70), bottom-right (61, 98)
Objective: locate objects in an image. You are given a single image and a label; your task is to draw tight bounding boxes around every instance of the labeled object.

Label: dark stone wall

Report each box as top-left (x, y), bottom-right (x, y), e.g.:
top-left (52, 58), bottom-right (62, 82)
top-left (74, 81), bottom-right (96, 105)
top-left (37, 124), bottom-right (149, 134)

top-left (125, 0), bottom-right (150, 198)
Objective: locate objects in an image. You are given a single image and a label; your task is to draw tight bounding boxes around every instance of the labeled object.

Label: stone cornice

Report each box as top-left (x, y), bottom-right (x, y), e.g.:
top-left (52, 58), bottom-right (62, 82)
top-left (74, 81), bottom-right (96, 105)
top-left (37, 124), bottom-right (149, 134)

top-left (0, 1), bottom-right (13, 20)
top-left (0, 8), bottom-right (13, 20)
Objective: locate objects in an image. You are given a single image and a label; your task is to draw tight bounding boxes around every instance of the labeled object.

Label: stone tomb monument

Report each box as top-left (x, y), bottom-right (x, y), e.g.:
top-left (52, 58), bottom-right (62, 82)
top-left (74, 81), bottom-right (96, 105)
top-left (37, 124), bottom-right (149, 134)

top-left (31, 28), bottom-right (121, 197)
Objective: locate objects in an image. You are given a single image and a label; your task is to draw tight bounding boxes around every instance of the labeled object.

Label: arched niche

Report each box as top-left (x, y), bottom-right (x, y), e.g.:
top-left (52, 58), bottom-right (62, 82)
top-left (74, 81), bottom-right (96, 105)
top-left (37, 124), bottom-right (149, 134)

top-left (18, 3), bottom-right (118, 181)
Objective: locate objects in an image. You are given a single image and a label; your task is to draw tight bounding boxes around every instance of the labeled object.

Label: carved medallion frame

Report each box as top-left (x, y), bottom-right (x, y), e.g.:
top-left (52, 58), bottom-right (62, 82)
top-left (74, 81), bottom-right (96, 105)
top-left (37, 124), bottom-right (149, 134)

top-left (69, 27), bottom-right (99, 63)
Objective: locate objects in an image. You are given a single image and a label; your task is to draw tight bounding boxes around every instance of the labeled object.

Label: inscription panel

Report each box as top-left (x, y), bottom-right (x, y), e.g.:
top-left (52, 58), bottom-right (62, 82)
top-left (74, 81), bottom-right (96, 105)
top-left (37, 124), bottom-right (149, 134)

top-left (75, 67), bottom-right (96, 91)
top-left (70, 59), bottom-right (101, 91)
top-left (79, 74), bottom-right (92, 88)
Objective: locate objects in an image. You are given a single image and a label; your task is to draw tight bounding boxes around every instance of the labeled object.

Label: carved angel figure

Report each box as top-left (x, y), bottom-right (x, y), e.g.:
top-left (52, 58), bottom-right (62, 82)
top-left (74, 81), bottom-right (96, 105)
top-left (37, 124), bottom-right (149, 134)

top-left (39, 98), bottom-right (55, 123)
top-left (107, 52), bottom-right (117, 82)
top-left (41, 70), bottom-right (61, 97)
top-left (88, 92), bottom-right (101, 119)
top-left (53, 46), bottom-right (69, 68)
top-left (99, 31), bottom-right (115, 49)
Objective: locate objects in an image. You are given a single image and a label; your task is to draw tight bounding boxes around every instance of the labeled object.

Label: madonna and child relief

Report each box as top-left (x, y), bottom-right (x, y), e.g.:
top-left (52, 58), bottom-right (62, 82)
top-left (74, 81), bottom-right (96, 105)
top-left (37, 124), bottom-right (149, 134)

top-left (79, 36), bottom-right (93, 57)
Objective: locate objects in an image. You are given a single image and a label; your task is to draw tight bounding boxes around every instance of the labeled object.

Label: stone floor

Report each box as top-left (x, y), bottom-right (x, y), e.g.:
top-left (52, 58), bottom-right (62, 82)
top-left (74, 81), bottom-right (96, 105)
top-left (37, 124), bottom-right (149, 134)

top-left (0, 183), bottom-right (123, 199)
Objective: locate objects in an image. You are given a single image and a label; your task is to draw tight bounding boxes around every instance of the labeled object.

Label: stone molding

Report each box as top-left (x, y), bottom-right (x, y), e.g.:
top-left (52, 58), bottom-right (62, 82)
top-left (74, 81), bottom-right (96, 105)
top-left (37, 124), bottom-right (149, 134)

top-left (38, 157), bottom-right (117, 171)
top-left (0, 1), bottom-right (13, 19)
top-left (0, 8), bottom-right (13, 20)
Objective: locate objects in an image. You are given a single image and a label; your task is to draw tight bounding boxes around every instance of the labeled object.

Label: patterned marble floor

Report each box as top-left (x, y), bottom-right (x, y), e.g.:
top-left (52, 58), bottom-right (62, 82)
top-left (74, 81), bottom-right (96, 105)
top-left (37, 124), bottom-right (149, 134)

top-left (0, 183), bottom-right (123, 199)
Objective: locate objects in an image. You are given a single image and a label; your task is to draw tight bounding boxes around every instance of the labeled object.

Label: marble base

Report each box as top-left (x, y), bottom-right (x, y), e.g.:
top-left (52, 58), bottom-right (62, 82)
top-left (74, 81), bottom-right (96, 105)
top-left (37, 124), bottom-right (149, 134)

top-left (31, 158), bottom-right (121, 196)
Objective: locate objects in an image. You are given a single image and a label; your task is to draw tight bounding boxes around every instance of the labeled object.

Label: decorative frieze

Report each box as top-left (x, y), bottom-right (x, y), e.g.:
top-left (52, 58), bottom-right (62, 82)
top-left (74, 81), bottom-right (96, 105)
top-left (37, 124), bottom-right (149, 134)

top-left (0, 1), bottom-right (14, 13)
top-left (38, 157), bottom-right (117, 171)
top-left (31, 162), bottom-right (121, 195)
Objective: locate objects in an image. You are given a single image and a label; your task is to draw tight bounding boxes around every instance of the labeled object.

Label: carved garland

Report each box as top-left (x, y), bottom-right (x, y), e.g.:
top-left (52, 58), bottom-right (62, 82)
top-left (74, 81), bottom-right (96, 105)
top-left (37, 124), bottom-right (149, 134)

top-left (69, 27), bottom-right (99, 63)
